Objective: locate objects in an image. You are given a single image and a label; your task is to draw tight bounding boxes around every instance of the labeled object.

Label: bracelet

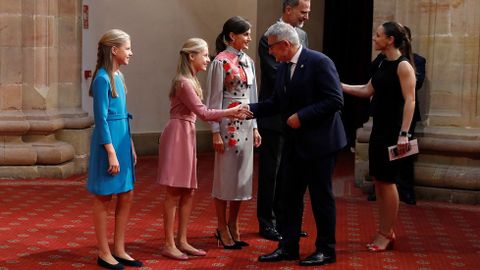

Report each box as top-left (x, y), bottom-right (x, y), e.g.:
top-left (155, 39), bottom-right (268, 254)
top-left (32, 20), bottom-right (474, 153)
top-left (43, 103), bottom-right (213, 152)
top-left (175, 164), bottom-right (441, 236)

top-left (399, 131), bottom-right (412, 138)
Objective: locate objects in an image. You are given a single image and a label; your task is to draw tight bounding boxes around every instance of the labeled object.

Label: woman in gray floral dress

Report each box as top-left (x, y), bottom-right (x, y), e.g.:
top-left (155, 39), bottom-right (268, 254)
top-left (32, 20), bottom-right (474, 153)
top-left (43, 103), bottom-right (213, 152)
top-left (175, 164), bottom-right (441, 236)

top-left (206, 16), bottom-right (261, 249)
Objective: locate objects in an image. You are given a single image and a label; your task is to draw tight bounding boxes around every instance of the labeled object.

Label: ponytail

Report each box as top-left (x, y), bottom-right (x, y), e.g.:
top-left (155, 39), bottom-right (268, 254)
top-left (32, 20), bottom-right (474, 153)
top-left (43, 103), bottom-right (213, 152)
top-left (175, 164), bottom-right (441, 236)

top-left (401, 25), bottom-right (416, 72)
top-left (215, 32), bottom-right (227, 55)
top-left (402, 34), bottom-right (416, 71)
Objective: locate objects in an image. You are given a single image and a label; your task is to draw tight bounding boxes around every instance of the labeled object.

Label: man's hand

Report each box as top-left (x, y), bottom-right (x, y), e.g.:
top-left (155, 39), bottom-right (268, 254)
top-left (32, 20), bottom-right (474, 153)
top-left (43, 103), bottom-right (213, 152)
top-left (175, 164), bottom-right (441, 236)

top-left (230, 104), bottom-right (253, 119)
top-left (287, 113), bottom-right (301, 129)
top-left (253, 128), bottom-right (262, 148)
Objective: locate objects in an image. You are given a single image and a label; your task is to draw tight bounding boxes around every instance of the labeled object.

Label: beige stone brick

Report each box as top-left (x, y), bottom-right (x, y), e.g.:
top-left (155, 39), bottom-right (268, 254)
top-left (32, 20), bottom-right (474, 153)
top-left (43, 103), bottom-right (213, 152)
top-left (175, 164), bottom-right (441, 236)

top-left (56, 127), bottom-right (92, 156)
top-left (48, 16), bottom-right (59, 47)
top-left (433, 7), bottom-right (451, 35)
top-left (33, 47), bottom-right (49, 87)
top-left (0, 0), bottom-right (22, 13)
top-left (0, 47), bottom-right (23, 83)
top-left (432, 37), bottom-right (468, 66)
top-left (450, 0), bottom-right (467, 34)
top-left (58, 0), bottom-right (77, 17)
top-left (58, 47), bottom-right (80, 83)
top-left (22, 0), bottom-right (50, 16)
top-left (49, 0), bottom-right (59, 15)
top-left (58, 16), bottom-right (79, 47)
top-left (0, 84), bottom-right (22, 110)
top-left (21, 15), bottom-right (55, 47)
top-left (429, 89), bottom-right (462, 113)
top-left (22, 0), bottom-right (35, 15)
top-left (374, 0), bottom-right (396, 21)
top-left (57, 83), bottom-right (81, 108)
top-left (21, 15), bottom-right (35, 46)
top-left (0, 15), bottom-right (22, 46)
top-left (466, 0), bottom-right (480, 35)
top-left (22, 48), bottom-right (35, 85)
top-left (463, 37), bottom-right (480, 65)
top-left (33, 15), bottom-right (50, 47)
top-left (22, 84), bottom-right (47, 110)
top-left (48, 47), bottom-right (58, 83)
top-left (45, 83), bottom-right (58, 109)
top-left (431, 65), bottom-right (465, 90)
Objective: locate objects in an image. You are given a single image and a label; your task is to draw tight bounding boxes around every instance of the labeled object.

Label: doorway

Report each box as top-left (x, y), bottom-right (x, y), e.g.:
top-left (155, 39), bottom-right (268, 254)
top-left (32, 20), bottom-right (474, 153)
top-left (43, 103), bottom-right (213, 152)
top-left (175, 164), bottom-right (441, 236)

top-left (323, 0), bottom-right (374, 148)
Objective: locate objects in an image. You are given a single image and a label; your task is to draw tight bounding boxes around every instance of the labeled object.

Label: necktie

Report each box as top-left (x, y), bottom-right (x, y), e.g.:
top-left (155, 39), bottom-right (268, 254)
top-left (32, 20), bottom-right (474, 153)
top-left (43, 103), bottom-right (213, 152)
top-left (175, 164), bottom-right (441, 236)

top-left (284, 62), bottom-right (293, 86)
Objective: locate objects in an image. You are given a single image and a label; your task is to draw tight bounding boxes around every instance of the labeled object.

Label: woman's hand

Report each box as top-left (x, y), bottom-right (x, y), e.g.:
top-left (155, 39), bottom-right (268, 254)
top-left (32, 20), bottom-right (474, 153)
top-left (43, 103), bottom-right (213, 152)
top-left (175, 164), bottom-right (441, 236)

top-left (107, 151), bottom-right (120, 175)
top-left (396, 136), bottom-right (410, 155)
top-left (131, 139), bottom-right (137, 166)
top-left (253, 128), bottom-right (262, 148)
top-left (212, 132), bottom-right (225, 153)
top-left (230, 104), bottom-right (253, 119)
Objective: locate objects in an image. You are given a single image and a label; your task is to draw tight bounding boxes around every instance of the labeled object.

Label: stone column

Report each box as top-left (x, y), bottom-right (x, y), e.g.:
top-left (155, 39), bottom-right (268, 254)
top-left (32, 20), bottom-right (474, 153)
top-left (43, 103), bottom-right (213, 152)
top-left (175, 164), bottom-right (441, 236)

top-left (0, 0), bottom-right (92, 179)
top-left (355, 0), bottom-right (480, 203)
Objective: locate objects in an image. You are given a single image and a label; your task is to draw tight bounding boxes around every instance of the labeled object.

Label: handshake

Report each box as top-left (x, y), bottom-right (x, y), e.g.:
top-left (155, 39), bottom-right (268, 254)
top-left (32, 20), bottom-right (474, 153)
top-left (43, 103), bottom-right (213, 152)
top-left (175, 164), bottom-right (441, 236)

top-left (228, 104), bottom-right (253, 120)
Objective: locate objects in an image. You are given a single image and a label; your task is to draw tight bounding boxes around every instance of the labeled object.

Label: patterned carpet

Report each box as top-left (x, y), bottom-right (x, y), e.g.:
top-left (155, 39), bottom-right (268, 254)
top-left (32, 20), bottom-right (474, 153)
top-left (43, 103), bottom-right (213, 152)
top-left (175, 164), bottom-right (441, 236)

top-left (0, 151), bottom-right (479, 270)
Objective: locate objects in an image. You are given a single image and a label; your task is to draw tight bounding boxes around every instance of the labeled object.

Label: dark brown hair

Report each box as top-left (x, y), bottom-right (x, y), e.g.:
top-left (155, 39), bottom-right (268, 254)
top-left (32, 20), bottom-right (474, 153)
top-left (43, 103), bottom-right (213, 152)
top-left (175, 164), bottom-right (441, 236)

top-left (382, 21), bottom-right (415, 70)
top-left (215, 16), bottom-right (251, 55)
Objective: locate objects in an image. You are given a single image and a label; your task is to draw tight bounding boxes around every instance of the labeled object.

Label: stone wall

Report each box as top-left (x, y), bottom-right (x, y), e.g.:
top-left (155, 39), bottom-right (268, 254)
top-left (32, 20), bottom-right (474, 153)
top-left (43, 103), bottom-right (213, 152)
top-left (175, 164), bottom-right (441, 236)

top-left (0, 0), bottom-right (92, 179)
top-left (355, 0), bottom-right (480, 204)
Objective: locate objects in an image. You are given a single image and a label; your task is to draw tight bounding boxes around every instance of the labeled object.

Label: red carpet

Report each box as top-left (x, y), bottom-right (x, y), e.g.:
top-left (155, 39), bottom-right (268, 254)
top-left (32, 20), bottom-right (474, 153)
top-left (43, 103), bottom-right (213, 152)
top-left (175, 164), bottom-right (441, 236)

top-left (1, 151), bottom-right (479, 269)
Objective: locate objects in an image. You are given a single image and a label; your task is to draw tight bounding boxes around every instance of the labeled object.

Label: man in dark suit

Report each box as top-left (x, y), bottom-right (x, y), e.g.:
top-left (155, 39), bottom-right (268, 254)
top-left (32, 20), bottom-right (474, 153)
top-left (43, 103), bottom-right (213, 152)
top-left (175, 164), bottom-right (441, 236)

top-left (257, 0), bottom-right (311, 242)
top-left (249, 22), bottom-right (347, 267)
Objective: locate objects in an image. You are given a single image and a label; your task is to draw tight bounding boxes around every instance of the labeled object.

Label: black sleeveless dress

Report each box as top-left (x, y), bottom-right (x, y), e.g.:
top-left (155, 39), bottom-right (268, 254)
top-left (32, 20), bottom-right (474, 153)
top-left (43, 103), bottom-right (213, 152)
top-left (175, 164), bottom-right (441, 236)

top-left (369, 56), bottom-right (409, 182)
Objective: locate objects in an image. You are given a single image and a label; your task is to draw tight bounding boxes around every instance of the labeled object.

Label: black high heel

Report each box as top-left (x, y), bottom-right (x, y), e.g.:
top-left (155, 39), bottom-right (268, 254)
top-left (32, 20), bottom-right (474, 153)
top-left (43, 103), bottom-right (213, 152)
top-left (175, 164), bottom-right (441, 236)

top-left (214, 229), bottom-right (241, 250)
top-left (227, 225), bottom-right (249, 247)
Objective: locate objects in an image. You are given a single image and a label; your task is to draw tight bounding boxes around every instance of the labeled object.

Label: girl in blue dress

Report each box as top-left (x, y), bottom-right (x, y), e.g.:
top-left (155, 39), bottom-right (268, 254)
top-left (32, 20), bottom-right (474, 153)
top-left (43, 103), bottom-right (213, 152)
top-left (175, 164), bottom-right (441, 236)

top-left (87, 29), bottom-right (142, 269)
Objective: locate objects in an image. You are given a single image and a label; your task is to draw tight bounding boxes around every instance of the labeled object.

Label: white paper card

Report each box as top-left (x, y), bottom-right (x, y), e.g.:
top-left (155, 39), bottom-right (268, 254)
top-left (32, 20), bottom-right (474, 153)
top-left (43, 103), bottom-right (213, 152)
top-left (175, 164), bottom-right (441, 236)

top-left (388, 139), bottom-right (419, 161)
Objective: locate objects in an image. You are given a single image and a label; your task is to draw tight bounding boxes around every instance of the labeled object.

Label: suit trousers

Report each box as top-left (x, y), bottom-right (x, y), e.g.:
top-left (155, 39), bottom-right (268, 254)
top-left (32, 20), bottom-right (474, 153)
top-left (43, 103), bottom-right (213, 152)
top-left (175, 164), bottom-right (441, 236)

top-left (257, 129), bottom-right (285, 230)
top-left (277, 142), bottom-right (337, 256)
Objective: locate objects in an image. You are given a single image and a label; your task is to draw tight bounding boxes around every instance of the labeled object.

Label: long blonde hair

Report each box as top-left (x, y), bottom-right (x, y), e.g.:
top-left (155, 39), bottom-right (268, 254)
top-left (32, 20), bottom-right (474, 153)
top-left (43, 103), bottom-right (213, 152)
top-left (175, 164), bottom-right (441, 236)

top-left (169, 38), bottom-right (207, 99)
top-left (89, 29), bottom-right (130, 98)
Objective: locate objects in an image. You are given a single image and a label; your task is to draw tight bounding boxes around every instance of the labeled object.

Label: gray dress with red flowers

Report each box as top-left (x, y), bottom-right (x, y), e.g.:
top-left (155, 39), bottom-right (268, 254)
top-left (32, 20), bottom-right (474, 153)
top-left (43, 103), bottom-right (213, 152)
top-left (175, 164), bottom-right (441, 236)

top-left (206, 46), bottom-right (258, 201)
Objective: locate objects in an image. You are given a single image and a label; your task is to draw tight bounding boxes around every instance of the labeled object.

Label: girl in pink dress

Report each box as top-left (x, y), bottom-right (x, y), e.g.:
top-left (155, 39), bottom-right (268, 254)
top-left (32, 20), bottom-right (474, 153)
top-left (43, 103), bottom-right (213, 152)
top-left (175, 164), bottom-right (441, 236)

top-left (157, 38), bottom-right (251, 260)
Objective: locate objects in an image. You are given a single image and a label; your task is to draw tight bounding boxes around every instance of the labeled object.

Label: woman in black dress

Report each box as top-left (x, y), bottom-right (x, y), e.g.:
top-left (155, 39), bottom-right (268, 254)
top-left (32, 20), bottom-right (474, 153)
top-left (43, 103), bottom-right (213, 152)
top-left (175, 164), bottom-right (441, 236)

top-left (342, 21), bottom-right (416, 251)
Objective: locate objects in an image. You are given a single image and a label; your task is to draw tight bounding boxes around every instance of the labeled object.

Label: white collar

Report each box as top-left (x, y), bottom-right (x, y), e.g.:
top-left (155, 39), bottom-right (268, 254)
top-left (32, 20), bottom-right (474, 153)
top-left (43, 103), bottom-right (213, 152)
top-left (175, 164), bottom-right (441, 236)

top-left (290, 45), bottom-right (303, 65)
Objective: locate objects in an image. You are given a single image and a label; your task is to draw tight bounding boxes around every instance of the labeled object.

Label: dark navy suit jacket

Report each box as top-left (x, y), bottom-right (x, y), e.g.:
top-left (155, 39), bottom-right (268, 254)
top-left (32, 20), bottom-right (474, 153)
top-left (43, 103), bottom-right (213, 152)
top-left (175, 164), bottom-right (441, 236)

top-left (250, 47), bottom-right (347, 159)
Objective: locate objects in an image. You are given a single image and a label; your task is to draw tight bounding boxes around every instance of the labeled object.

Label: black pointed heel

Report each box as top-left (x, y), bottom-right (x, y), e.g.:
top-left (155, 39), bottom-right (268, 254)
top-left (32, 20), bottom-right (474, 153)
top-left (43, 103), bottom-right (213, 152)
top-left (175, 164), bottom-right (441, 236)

top-left (214, 229), bottom-right (241, 250)
top-left (227, 225), bottom-right (249, 247)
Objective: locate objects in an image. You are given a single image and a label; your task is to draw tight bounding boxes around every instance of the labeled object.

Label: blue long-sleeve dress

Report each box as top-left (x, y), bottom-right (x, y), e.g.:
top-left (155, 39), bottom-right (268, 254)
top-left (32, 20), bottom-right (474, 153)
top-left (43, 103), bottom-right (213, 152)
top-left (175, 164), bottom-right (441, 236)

top-left (87, 68), bottom-right (135, 195)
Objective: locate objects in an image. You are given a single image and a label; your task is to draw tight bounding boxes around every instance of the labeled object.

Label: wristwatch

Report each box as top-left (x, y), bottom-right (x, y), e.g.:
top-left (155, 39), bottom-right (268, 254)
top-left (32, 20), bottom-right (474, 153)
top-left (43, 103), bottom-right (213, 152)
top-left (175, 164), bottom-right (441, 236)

top-left (399, 131), bottom-right (411, 138)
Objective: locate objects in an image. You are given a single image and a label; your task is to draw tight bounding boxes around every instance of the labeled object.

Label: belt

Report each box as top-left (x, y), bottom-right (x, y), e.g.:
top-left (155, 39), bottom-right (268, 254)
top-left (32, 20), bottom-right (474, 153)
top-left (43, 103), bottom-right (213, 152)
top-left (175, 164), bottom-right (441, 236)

top-left (106, 113), bottom-right (132, 121)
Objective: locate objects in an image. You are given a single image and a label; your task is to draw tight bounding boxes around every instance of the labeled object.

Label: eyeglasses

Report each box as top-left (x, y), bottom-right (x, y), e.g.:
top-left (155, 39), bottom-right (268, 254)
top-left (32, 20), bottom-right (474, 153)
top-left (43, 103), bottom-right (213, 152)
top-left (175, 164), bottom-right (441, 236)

top-left (267, 40), bottom-right (285, 49)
